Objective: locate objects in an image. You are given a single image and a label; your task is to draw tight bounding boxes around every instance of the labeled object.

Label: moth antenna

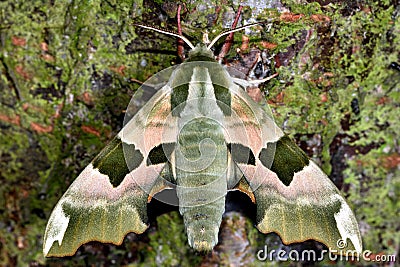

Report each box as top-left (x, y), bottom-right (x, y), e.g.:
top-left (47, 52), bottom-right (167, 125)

top-left (135, 24), bottom-right (195, 50)
top-left (207, 23), bottom-right (261, 50)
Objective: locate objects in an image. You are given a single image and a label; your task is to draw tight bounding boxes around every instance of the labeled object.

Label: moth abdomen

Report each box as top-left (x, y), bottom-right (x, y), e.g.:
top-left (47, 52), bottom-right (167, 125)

top-left (180, 198), bottom-right (225, 251)
top-left (175, 116), bottom-right (228, 251)
top-left (176, 171), bottom-right (227, 251)
top-left (175, 175), bottom-right (228, 251)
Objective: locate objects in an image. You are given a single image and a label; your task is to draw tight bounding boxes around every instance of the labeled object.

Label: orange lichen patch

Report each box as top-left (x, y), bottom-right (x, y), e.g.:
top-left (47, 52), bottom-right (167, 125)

top-left (17, 236), bottom-right (26, 249)
top-left (310, 14), bottom-right (330, 23)
top-left (41, 53), bottom-right (55, 62)
top-left (320, 78), bottom-right (333, 87)
top-left (376, 96), bottom-right (390, 105)
top-left (319, 118), bottom-right (328, 126)
top-left (12, 36), bottom-right (26, 46)
top-left (362, 7), bottom-right (372, 14)
top-left (0, 113), bottom-right (21, 126)
top-left (310, 74), bottom-right (333, 88)
top-left (381, 154), bottom-right (400, 169)
top-left (110, 65), bottom-right (126, 76)
top-left (323, 72), bottom-right (334, 78)
top-left (15, 65), bottom-right (31, 80)
top-left (22, 103), bottom-right (29, 111)
top-left (320, 92), bottom-right (328, 103)
top-left (260, 41), bottom-right (277, 50)
top-left (52, 103), bottom-right (63, 119)
top-left (280, 12), bottom-right (304, 22)
top-left (30, 122), bottom-right (53, 133)
top-left (240, 35), bottom-right (249, 51)
top-left (352, 45), bottom-right (361, 54)
top-left (78, 91), bottom-right (94, 106)
top-left (23, 102), bottom-right (62, 118)
top-left (21, 188), bottom-right (30, 198)
top-left (355, 159), bottom-right (365, 167)
top-left (267, 91), bottom-right (285, 105)
top-left (40, 42), bottom-right (48, 51)
top-left (81, 125), bottom-right (101, 137)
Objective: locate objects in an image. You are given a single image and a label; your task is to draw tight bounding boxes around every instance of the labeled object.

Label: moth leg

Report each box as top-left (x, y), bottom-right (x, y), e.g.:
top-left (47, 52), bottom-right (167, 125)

top-left (231, 176), bottom-right (256, 203)
top-left (244, 73), bottom-right (279, 86)
top-left (217, 5), bottom-right (243, 61)
top-left (232, 73), bottom-right (278, 89)
top-left (147, 164), bottom-right (175, 202)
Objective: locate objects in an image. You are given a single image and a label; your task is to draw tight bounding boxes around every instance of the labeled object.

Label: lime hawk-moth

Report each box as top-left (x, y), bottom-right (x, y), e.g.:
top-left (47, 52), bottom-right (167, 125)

top-left (43, 15), bottom-right (362, 257)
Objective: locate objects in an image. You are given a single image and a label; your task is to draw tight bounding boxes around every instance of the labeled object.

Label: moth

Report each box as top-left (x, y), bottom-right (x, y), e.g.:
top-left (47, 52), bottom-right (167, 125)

top-left (43, 20), bottom-right (363, 257)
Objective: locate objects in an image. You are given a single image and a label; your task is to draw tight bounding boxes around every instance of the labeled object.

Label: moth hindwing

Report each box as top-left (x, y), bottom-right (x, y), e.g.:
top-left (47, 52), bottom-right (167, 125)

top-left (43, 26), bottom-right (362, 257)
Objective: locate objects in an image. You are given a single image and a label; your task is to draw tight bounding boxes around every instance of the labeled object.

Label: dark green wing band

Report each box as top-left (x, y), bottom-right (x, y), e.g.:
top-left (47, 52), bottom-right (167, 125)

top-left (93, 137), bottom-right (143, 187)
top-left (259, 135), bottom-right (309, 186)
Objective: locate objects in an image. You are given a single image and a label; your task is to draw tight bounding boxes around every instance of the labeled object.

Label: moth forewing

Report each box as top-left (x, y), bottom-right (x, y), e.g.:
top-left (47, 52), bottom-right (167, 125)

top-left (43, 63), bottom-right (178, 257)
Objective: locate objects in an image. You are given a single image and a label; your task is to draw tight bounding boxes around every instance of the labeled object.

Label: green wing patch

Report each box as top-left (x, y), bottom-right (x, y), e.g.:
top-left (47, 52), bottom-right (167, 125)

top-left (93, 137), bottom-right (143, 187)
top-left (259, 135), bottom-right (309, 186)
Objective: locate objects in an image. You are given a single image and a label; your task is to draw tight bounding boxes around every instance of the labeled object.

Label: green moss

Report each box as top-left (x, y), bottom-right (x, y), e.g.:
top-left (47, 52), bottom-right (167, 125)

top-left (245, 1), bottom-right (399, 262)
top-left (141, 212), bottom-right (202, 266)
top-left (0, 0), bottom-right (169, 265)
top-left (327, 3), bottom-right (399, 257)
